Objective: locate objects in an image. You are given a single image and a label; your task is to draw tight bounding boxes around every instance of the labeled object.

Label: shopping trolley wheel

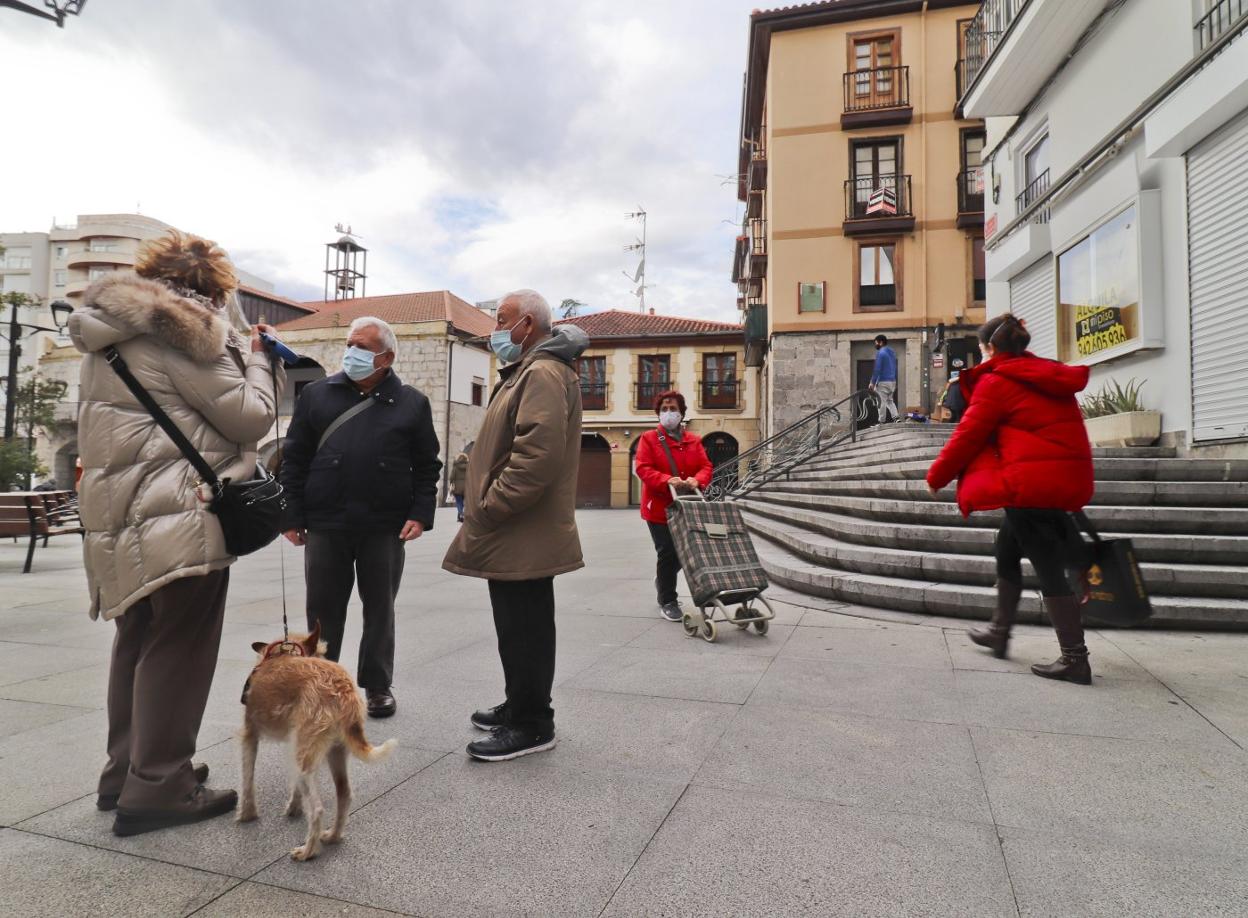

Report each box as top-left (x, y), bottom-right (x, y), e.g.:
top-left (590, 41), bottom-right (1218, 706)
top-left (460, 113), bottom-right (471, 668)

top-left (733, 605), bottom-right (751, 629)
top-left (700, 619), bottom-right (717, 643)
top-left (753, 618), bottom-right (770, 636)
top-left (682, 613), bottom-right (699, 638)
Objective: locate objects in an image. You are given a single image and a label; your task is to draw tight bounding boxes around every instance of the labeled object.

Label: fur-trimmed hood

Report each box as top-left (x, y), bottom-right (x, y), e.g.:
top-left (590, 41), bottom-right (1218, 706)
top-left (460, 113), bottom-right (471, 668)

top-left (70, 271), bottom-right (230, 363)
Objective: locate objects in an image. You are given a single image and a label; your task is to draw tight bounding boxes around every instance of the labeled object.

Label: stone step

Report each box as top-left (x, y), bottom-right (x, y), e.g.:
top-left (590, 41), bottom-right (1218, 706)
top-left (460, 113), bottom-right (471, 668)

top-left (741, 488), bottom-right (1248, 535)
top-left (742, 510), bottom-right (1248, 600)
top-left (752, 536), bottom-right (1248, 631)
top-left (788, 456), bottom-right (1248, 484)
top-left (736, 497), bottom-right (1248, 566)
top-left (760, 476), bottom-right (1248, 508)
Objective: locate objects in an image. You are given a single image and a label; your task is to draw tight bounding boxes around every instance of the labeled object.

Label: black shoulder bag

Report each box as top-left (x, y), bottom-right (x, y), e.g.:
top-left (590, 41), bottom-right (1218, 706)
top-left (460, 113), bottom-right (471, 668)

top-left (1071, 511), bottom-right (1153, 627)
top-left (104, 345), bottom-right (286, 557)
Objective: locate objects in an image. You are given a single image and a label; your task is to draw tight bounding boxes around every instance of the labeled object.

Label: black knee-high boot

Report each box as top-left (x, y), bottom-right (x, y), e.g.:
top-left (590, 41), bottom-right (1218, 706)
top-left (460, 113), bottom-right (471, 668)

top-left (1031, 595), bottom-right (1092, 685)
top-left (969, 580), bottom-right (1022, 659)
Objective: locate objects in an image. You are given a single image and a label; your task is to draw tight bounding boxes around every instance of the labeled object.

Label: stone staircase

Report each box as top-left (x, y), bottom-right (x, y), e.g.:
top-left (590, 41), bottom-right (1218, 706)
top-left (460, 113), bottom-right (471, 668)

top-left (737, 424), bottom-right (1248, 629)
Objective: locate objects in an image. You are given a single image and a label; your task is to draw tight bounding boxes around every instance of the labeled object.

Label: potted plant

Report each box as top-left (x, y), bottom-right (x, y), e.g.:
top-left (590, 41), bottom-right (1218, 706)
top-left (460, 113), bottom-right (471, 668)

top-left (1080, 378), bottom-right (1161, 447)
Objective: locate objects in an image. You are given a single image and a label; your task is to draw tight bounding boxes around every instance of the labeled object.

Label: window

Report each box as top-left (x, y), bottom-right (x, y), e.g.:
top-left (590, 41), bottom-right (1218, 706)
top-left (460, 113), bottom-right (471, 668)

top-left (54, 270), bottom-right (67, 287)
top-left (971, 237), bottom-right (986, 303)
top-left (960, 129), bottom-right (987, 213)
top-left (850, 31), bottom-right (897, 99)
top-left (636, 355), bottom-right (670, 410)
top-left (851, 139), bottom-right (900, 218)
top-left (701, 353), bottom-right (739, 409)
top-left (4, 248), bottom-right (32, 269)
top-left (55, 246), bottom-right (68, 259)
top-left (798, 281), bottom-right (826, 313)
top-left (88, 240), bottom-right (119, 253)
top-left (857, 242), bottom-right (900, 311)
top-left (577, 357), bottom-right (607, 410)
top-left (88, 267), bottom-right (112, 280)
top-left (471, 378), bottom-right (485, 407)
top-left (1057, 204), bottom-right (1140, 363)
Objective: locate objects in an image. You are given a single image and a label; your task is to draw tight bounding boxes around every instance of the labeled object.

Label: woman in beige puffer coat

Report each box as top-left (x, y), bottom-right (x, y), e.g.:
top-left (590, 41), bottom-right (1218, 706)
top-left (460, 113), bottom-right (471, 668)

top-left (70, 231), bottom-right (284, 835)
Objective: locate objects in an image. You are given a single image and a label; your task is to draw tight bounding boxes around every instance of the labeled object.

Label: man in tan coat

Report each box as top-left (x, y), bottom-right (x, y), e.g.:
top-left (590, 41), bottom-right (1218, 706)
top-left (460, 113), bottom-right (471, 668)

top-left (443, 289), bottom-right (588, 761)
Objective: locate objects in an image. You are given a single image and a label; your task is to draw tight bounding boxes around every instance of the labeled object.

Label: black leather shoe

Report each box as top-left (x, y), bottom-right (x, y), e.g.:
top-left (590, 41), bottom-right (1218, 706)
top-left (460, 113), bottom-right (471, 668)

top-left (367, 689), bottom-right (397, 719)
top-left (466, 723), bottom-right (556, 762)
top-left (112, 785), bottom-right (237, 836)
top-left (98, 763), bottom-right (209, 812)
top-left (470, 702), bottom-right (508, 732)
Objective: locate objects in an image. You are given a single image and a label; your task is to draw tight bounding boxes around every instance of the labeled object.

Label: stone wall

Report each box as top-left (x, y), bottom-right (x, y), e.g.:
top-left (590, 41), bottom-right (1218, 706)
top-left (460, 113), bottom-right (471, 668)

top-left (768, 331), bottom-right (853, 432)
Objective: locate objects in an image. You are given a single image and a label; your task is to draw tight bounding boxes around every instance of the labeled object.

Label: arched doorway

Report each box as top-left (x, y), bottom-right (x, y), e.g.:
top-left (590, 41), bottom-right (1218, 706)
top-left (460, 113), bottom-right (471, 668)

top-left (628, 437), bottom-right (642, 506)
top-left (54, 442), bottom-right (78, 491)
top-left (576, 434), bottom-right (612, 508)
top-left (703, 432), bottom-right (739, 492)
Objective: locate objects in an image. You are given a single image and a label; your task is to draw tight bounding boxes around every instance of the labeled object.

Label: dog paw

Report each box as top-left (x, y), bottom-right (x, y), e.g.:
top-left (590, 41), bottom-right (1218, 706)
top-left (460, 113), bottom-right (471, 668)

top-left (290, 844), bottom-right (320, 862)
top-left (235, 806), bottom-right (258, 823)
top-left (320, 829), bottom-right (342, 844)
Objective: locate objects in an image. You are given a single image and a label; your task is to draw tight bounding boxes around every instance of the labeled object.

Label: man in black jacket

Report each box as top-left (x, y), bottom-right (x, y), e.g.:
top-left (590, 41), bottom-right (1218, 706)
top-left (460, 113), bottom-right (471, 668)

top-left (280, 316), bottom-right (442, 718)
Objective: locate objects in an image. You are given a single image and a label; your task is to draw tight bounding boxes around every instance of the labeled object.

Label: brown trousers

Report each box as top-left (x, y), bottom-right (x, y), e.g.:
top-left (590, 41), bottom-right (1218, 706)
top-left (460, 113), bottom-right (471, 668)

top-left (98, 568), bottom-right (229, 809)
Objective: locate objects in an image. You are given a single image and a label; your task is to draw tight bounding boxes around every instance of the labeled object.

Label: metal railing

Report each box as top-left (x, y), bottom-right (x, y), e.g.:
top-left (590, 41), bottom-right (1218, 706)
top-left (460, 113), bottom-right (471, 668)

top-left (705, 390), bottom-right (879, 501)
top-left (634, 381), bottom-right (670, 411)
top-left (843, 65), bottom-right (911, 113)
top-left (958, 167), bottom-right (985, 214)
top-left (1015, 168), bottom-right (1050, 224)
top-left (699, 378), bottom-right (741, 410)
top-left (579, 382), bottom-right (608, 411)
top-left (1197, 0), bottom-right (1247, 50)
top-left (962, 0), bottom-right (1033, 97)
top-left (749, 217), bottom-right (767, 257)
top-left (844, 174), bottom-right (913, 221)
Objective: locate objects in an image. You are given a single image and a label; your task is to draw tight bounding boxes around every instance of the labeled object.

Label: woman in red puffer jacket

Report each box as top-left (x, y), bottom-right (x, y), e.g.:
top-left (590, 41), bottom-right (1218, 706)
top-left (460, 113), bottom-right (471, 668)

top-left (926, 314), bottom-right (1095, 684)
top-left (634, 390), bottom-right (714, 622)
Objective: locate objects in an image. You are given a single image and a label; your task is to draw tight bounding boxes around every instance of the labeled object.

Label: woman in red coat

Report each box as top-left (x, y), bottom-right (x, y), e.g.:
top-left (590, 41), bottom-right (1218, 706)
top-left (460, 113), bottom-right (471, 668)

top-left (926, 314), bottom-right (1095, 684)
top-left (634, 390), bottom-right (714, 621)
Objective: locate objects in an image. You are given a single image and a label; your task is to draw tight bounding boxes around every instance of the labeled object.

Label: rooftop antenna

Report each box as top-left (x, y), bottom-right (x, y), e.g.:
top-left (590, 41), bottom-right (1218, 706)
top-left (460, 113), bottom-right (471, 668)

top-left (624, 207), bottom-right (647, 313)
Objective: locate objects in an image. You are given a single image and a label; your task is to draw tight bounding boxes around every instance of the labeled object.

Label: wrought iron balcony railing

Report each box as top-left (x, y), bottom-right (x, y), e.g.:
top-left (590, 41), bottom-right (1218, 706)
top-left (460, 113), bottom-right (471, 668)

top-left (843, 65), bottom-right (911, 115)
top-left (705, 390), bottom-right (879, 501)
top-left (958, 167), bottom-right (985, 214)
top-left (961, 0), bottom-right (1032, 100)
top-left (1016, 168), bottom-right (1050, 224)
top-left (634, 381), bottom-right (670, 411)
top-left (744, 303), bottom-right (767, 368)
top-left (579, 382), bottom-right (608, 411)
top-left (699, 378), bottom-right (741, 410)
top-left (1197, 0), bottom-right (1247, 50)
top-left (844, 175), bottom-right (914, 233)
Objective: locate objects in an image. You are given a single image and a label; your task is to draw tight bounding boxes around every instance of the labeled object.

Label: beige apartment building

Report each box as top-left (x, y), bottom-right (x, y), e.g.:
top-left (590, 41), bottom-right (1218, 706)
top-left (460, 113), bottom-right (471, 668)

top-left (734, 0), bottom-right (987, 433)
top-left (555, 310), bottom-right (761, 509)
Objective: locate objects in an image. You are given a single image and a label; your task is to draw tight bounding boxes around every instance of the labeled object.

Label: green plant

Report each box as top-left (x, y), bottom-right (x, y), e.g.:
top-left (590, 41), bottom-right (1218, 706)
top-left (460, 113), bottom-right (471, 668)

top-left (1080, 378), bottom-right (1147, 419)
top-left (0, 440), bottom-right (46, 491)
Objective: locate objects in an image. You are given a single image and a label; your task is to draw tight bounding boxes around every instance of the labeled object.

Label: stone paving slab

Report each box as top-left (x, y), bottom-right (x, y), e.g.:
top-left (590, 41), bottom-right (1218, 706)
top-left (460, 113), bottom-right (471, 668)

top-left (778, 617), bottom-right (954, 670)
top-left (0, 697), bottom-right (92, 739)
top-left (196, 881), bottom-right (407, 917)
top-left (565, 644), bottom-right (772, 704)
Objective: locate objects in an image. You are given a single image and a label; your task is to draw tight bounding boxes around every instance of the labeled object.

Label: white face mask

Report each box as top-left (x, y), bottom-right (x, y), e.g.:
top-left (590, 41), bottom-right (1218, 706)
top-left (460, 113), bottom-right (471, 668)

top-left (659, 410), bottom-right (682, 431)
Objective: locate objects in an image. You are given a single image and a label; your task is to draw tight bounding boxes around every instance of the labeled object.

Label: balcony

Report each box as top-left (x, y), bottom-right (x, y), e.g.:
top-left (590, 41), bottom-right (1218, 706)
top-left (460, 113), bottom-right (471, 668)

top-left (842, 65), bottom-right (912, 129)
top-left (843, 175), bottom-right (915, 236)
top-left (744, 303), bottom-right (768, 367)
top-left (957, 167), bottom-right (986, 228)
top-left (748, 218), bottom-right (767, 279)
top-left (1016, 169), bottom-right (1051, 224)
top-left (960, 0), bottom-right (1112, 118)
top-left (698, 378), bottom-right (742, 411)
top-left (580, 382), bottom-right (608, 412)
top-left (635, 381), bottom-right (670, 412)
top-left (1197, 0), bottom-right (1248, 50)
top-left (66, 249), bottom-right (131, 270)
top-left (731, 234), bottom-right (749, 284)
top-left (748, 150), bottom-right (768, 194)
top-left (954, 58), bottom-right (970, 117)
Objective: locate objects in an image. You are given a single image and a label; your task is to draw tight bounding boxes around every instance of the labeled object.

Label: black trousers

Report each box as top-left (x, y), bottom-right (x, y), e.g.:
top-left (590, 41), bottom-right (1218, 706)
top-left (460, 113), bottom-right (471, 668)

top-left (305, 529), bottom-right (405, 692)
top-left (995, 508), bottom-right (1085, 598)
top-left (647, 521), bottom-right (681, 605)
top-left (487, 577), bottom-right (556, 729)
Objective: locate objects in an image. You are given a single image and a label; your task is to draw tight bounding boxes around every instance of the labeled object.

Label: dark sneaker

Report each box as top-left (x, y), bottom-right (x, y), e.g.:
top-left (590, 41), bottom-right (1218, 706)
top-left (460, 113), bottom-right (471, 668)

top-left (466, 724), bottom-right (556, 762)
top-left (113, 785), bottom-right (237, 837)
top-left (98, 763), bottom-right (209, 812)
top-left (367, 689), bottom-right (397, 719)
top-left (470, 702), bottom-right (508, 732)
top-left (659, 601), bottom-right (682, 622)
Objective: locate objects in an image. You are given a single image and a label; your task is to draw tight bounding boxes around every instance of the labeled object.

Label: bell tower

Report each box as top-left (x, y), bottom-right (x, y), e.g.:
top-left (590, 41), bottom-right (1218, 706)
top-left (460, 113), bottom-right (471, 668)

top-left (324, 224), bottom-right (367, 300)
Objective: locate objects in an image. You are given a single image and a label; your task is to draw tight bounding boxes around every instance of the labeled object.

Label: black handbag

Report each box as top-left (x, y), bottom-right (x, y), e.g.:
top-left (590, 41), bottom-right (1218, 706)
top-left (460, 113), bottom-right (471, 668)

top-left (104, 345), bottom-right (286, 557)
top-left (1071, 511), bottom-right (1153, 626)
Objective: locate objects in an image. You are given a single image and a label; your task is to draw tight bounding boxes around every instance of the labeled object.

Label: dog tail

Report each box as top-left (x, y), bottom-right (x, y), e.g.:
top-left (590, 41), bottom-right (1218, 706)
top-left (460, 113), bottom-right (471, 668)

top-left (344, 720), bottom-right (397, 763)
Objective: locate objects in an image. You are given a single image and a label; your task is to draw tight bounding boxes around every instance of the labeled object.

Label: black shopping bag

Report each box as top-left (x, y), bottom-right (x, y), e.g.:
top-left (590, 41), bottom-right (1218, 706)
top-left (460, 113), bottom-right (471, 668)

top-left (1071, 512), bottom-right (1153, 627)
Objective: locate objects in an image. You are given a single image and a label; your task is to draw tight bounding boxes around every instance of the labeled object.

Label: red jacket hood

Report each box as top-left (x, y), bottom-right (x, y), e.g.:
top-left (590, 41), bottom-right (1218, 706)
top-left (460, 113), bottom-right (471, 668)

top-left (962, 352), bottom-right (1089, 399)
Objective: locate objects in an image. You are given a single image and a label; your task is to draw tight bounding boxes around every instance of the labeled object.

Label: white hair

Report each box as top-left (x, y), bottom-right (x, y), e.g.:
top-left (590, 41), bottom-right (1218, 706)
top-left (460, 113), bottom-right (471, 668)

top-left (349, 315), bottom-right (398, 354)
top-left (501, 289), bottom-right (552, 333)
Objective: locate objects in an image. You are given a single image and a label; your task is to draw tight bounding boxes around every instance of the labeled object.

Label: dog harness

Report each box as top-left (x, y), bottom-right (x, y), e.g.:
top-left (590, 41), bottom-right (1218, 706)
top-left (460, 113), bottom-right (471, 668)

top-left (240, 640), bottom-right (307, 705)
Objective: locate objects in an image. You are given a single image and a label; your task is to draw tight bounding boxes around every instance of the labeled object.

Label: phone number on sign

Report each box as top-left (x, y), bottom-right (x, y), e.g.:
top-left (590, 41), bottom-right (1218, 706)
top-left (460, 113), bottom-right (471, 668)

top-left (1076, 323), bottom-right (1129, 357)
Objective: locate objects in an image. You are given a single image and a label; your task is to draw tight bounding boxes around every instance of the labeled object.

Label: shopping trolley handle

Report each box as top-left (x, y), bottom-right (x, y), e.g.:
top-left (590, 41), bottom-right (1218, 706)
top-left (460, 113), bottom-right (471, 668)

top-left (669, 481), bottom-right (706, 502)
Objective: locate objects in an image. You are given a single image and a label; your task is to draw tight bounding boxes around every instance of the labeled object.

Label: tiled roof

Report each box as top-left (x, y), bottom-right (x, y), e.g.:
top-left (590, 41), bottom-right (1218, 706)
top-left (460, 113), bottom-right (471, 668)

top-left (238, 285), bottom-right (316, 315)
top-left (278, 291), bottom-right (495, 337)
top-left (556, 309), bottom-right (741, 339)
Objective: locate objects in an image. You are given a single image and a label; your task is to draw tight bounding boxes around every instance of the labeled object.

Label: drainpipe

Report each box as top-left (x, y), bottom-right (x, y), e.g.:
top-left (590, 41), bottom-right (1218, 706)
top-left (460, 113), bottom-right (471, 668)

top-left (920, 2), bottom-right (931, 412)
top-left (442, 328), bottom-right (454, 505)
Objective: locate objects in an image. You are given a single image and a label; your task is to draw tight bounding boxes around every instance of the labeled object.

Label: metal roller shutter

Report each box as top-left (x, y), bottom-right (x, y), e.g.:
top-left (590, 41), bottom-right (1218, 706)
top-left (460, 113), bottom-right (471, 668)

top-left (1008, 257), bottom-right (1057, 359)
top-left (1187, 111), bottom-right (1248, 443)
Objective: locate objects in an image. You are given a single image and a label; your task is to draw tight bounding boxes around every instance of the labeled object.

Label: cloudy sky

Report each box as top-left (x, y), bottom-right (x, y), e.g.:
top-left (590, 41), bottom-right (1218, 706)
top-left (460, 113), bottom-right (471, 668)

top-left (4, 0), bottom-right (764, 321)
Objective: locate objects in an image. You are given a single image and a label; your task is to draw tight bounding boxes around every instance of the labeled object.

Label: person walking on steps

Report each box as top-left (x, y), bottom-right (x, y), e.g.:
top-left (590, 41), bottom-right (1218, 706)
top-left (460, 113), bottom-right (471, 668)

top-left (450, 445), bottom-right (470, 523)
top-left (443, 289), bottom-right (589, 761)
top-left (279, 316), bottom-right (443, 719)
top-left (869, 334), bottom-right (899, 423)
top-left (633, 390), bottom-right (714, 621)
top-left (925, 314), bottom-right (1095, 685)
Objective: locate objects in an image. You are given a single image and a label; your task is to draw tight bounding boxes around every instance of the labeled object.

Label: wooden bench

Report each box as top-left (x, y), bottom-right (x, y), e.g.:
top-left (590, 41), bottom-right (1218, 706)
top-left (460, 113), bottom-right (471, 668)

top-left (0, 490), bottom-right (84, 573)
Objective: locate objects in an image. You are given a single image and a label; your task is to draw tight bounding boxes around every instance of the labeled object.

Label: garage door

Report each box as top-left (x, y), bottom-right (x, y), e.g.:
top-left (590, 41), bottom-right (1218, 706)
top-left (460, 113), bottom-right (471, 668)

top-left (1187, 110), bottom-right (1248, 442)
top-left (1008, 257), bottom-right (1057, 359)
top-left (576, 435), bottom-right (612, 508)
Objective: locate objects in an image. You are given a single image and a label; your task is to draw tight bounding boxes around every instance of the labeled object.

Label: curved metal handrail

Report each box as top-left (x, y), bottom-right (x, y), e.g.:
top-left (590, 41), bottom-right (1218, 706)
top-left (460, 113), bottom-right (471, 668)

top-left (705, 389), bottom-right (880, 501)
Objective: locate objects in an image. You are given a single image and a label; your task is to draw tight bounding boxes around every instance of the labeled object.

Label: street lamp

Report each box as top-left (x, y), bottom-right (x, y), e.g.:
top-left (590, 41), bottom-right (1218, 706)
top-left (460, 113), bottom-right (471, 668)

top-left (3, 297), bottom-right (73, 441)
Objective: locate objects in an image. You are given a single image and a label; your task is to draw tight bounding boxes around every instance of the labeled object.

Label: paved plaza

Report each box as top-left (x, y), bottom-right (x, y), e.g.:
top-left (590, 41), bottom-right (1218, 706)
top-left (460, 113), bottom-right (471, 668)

top-left (1, 509), bottom-right (1246, 917)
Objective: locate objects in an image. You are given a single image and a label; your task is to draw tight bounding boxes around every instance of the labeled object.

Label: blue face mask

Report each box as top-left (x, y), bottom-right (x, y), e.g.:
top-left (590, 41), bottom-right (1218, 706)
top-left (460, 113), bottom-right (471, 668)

top-left (490, 318), bottom-right (530, 365)
top-left (342, 345), bottom-right (378, 381)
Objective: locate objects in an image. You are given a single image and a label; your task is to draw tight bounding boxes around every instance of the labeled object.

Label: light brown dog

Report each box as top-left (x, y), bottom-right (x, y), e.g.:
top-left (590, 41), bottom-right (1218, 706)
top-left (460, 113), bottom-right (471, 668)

top-left (237, 623), bottom-right (397, 861)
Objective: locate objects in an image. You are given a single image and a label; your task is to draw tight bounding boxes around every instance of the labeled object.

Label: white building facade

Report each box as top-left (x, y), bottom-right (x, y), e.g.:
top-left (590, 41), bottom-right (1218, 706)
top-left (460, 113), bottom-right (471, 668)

top-left (962, 0), bottom-right (1248, 454)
